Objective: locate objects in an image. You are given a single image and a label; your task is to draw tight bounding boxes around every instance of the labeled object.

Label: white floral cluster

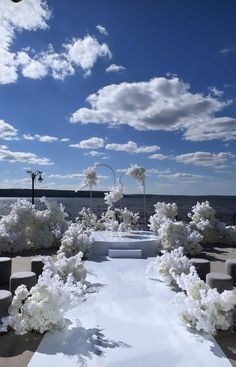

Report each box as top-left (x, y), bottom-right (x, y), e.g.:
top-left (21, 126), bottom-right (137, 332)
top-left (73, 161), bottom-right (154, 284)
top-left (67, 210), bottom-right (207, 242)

top-left (43, 252), bottom-right (87, 282)
top-left (104, 184), bottom-right (124, 206)
top-left (76, 207), bottom-right (98, 230)
top-left (82, 166), bottom-right (98, 189)
top-left (149, 202), bottom-right (178, 232)
top-left (188, 201), bottom-right (236, 245)
top-left (0, 268), bottom-right (84, 335)
top-left (146, 247), bottom-right (191, 285)
top-left (147, 251), bottom-right (236, 335)
top-left (98, 207), bottom-right (140, 232)
top-left (0, 198), bottom-right (68, 254)
top-left (158, 220), bottom-right (203, 256)
top-left (175, 267), bottom-right (236, 335)
top-left (0, 223), bottom-right (89, 335)
top-left (149, 202), bottom-right (202, 256)
top-left (58, 222), bottom-right (94, 258)
top-left (126, 164), bottom-right (146, 191)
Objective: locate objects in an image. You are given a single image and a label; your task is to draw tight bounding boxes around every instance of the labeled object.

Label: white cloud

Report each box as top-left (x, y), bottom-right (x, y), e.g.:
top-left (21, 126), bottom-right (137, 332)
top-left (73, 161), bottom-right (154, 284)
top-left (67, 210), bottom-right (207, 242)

top-left (175, 151), bottom-right (234, 168)
top-left (158, 172), bottom-right (205, 181)
top-left (48, 173), bottom-right (83, 179)
top-left (0, 0), bottom-right (50, 84)
top-left (219, 48), bottom-right (234, 55)
top-left (0, 145), bottom-right (53, 165)
top-left (23, 134), bottom-right (35, 141)
top-left (0, 119), bottom-right (18, 140)
top-left (64, 35), bottom-right (111, 72)
top-left (84, 151), bottom-right (109, 158)
top-left (184, 117), bottom-right (236, 141)
top-left (23, 133), bottom-right (58, 142)
top-left (70, 76), bottom-right (234, 141)
top-left (61, 138), bottom-right (70, 142)
top-left (106, 64), bottom-right (125, 73)
top-left (96, 25), bottom-right (108, 36)
top-left (35, 134), bottom-right (58, 142)
top-left (149, 153), bottom-right (168, 160)
top-left (0, 1), bottom-right (112, 83)
top-left (105, 141), bottom-right (160, 153)
top-left (70, 137), bottom-right (105, 149)
top-left (208, 86), bottom-right (224, 97)
top-left (21, 59), bottom-right (47, 79)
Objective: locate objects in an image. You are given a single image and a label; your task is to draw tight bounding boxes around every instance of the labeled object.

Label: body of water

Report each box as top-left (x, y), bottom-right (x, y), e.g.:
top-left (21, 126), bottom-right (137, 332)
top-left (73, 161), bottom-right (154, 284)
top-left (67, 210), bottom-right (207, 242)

top-left (0, 195), bottom-right (236, 225)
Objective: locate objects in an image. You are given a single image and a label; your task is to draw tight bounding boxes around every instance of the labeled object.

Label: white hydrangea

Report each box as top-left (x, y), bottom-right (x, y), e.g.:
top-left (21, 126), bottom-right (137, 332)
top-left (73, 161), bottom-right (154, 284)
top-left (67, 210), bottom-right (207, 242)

top-left (99, 207), bottom-right (119, 231)
top-left (118, 207), bottom-right (140, 232)
top-left (0, 198), bottom-right (69, 254)
top-left (188, 201), bottom-right (236, 245)
top-left (158, 220), bottom-right (202, 256)
top-left (43, 252), bottom-right (87, 283)
top-left (146, 247), bottom-right (192, 285)
top-left (58, 223), bottom-right (94, 258)
top-left (2, 269), bottom-right (83, 335)
top-left (98, 207), bottom-right (140, 232)
top-left (76, 207), bottom-right (98, 230)
top-left (104, 184), bottom-right (124, 206)
top-left (82, 166), bottom-right (98, 189)
top-left (175, 267), bottom-right (236, 335)
top-left (149, 202), bottom-right (178, 232)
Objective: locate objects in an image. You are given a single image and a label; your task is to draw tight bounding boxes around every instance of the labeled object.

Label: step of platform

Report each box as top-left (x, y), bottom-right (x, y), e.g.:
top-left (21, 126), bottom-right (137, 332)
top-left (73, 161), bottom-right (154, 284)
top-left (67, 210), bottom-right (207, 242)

top-left (108, 249), bottom-right (142, 258)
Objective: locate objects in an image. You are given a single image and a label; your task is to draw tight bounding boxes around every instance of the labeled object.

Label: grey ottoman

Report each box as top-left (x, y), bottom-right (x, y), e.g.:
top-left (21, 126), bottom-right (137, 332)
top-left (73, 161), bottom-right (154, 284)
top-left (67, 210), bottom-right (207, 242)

top-left (0, 257), bottom-right (12, 284)
top-left (206, 272), bottom-right (233, 293)
top-left (0, 290), bottom-right (12, 319)
top-left (191, 258), bottom-right (210, 281)
top-left (225, 259), bottom-right (236, 286)
top-left (31, 257), bottom-right (44, 279)
top-left (10, 271), bottom-right (37, 294)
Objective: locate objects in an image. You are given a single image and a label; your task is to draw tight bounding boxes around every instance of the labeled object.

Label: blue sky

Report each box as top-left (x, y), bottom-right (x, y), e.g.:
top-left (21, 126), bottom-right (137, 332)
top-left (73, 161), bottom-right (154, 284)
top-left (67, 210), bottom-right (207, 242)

top-left (0, 0), bottom-right (236, 195)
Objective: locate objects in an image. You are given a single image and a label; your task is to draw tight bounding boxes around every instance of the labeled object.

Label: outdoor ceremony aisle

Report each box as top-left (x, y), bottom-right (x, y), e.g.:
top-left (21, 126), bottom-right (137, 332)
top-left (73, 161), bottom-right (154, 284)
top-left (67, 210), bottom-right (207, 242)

top-left (28, 257), bottom-right (232, 367)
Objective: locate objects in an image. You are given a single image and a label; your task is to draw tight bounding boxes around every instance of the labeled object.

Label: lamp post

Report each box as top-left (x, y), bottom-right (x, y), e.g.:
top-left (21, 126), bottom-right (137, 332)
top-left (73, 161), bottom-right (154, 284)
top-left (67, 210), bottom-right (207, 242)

top-left (26, 170), bottom-right (43, 205)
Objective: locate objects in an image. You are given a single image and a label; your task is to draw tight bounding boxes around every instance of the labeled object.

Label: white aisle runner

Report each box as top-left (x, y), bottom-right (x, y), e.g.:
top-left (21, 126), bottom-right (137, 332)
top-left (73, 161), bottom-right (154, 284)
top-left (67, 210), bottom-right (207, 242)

top-left (28, 258), bottom-right (232, 367)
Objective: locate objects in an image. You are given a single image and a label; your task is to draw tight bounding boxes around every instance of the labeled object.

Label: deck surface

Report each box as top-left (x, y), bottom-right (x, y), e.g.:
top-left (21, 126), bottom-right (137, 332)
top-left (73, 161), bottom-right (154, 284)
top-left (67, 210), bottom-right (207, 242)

top-left (28, 257), bottom-right (232, 367)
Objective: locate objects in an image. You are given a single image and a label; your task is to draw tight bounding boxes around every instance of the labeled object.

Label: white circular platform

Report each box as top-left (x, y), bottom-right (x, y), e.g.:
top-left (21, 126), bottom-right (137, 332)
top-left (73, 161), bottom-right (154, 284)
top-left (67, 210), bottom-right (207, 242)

top-left (91, 230), bottom-right (160, 257)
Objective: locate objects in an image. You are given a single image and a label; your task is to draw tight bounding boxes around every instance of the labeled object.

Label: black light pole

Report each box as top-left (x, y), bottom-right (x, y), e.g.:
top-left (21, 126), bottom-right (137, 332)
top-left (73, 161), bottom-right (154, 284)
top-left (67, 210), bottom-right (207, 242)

top-left (26, 170), bottom-right (43, 204)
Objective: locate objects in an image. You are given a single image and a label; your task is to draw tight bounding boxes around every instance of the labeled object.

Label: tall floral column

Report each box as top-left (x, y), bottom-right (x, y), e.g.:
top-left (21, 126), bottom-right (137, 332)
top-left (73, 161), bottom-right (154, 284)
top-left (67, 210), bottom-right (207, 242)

top-left (82, 166), bottom-right (98, 210)
top-left (127, 164), bottom-right (146, 229)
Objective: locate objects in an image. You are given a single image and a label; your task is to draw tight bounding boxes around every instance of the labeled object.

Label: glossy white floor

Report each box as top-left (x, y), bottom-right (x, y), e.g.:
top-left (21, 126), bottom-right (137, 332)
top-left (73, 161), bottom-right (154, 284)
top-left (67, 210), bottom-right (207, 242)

top-left (28, 257), bottom-right (232, 367)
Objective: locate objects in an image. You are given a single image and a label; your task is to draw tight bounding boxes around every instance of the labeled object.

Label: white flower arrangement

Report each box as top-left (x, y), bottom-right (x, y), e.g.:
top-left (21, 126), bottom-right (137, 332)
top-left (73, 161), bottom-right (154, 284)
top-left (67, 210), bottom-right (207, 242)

top-left (0, 269), bottom-right (83, 335)
top-left (76, 207), bottom-right (98, 230)
top-left (174, 267), bottom-right (236, 335)
top-left (82, 166), bottom-right (98, 189)
top-left (43, 252), bottom-right (87, 283)
top-left (149, 202), bottom-right (178, 232)
top-left (146, 247), bottom-right (192, 285)
top-left (126, 164), bottom-right (146, 191)
top-left (188, 201), bottom-right (236, 245)
top-left (58, 223), bottom-right (94, 258)
top-left (98, 207), bottom-right (140, 232)
top-left (99, 207), bottom-right (119, 231)
top-left (0, 198), bottom-right (68, 254)
top-left (158, 220), bottom-right (202, 256)
top-left (104, 184), bottom-right (124, 206)
top-left (118, 207), bottom-right (140, 231)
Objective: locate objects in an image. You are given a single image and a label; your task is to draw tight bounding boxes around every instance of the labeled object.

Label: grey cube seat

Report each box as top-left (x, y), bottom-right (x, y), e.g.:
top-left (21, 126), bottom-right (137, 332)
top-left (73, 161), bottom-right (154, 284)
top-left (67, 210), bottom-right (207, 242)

top-left (225, 259), bottom-right (236, 286)
top-left (31, 257), bottom-right (44, 279)
top-left (206, 272), bottom-right (233, 293)
top-left (191, 258), bottom-right (210, 281)
top-left (0, 290), bottom-right (12, 319)
top-left (10, 271), bottom-right (37, 294)
top-left (0, 257), bottom-right (12, 284)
